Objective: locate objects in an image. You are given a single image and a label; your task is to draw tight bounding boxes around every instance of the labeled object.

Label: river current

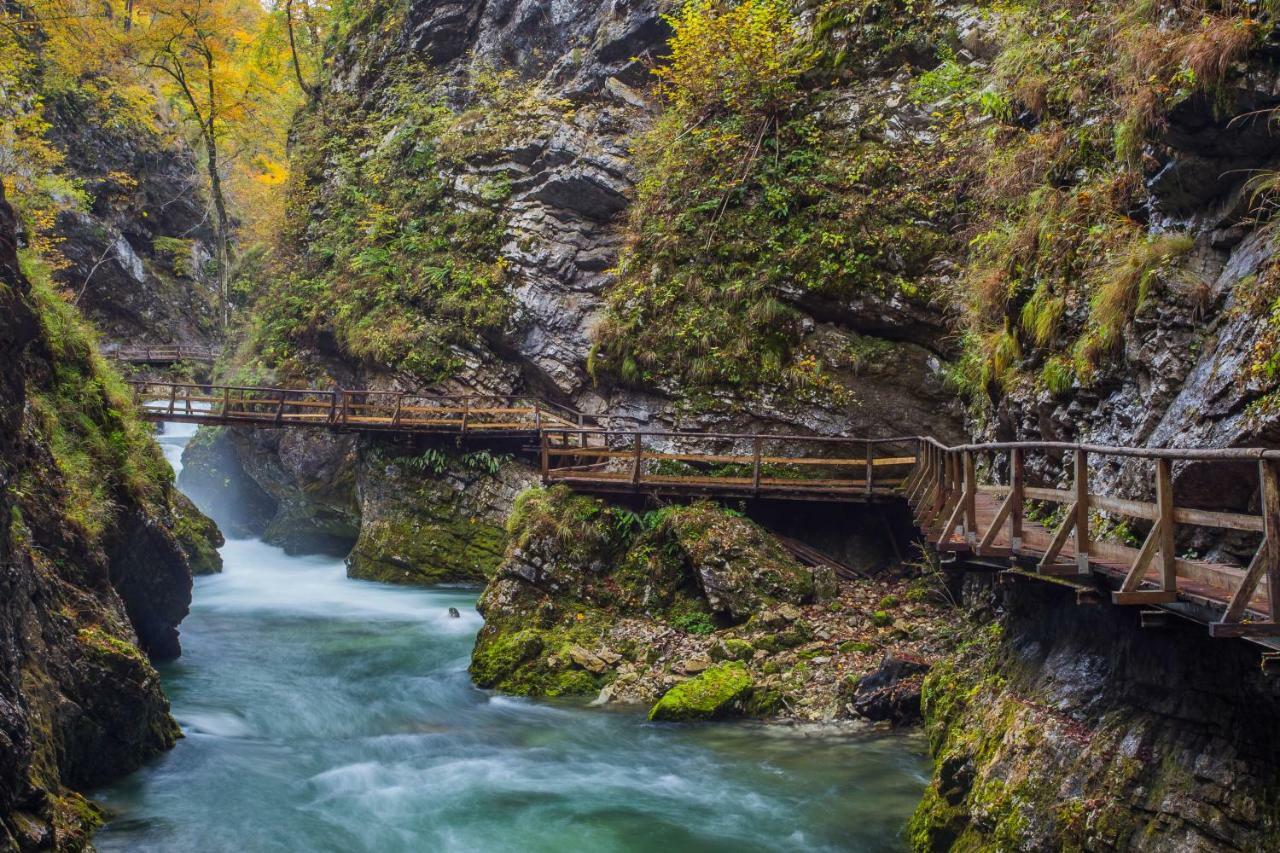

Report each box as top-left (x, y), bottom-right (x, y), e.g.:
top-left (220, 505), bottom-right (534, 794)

top-left (92, 423), bottom-right (929, 852)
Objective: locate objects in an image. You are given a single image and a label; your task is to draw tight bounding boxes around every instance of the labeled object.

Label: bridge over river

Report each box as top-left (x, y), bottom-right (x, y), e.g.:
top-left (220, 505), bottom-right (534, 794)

top-left (131, 380), bottom-right (1280, 648)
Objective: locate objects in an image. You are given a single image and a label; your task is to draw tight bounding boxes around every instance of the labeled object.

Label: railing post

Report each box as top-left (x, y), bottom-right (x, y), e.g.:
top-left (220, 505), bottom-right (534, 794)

top-left (752, 434), bottom-right (762, 493)
top-left (392, 393), bottom-right (403, 428)
top-left (934, 451), bottom-right (950, 520)
top-left (274, 390), bottom-right (286, 425)
top-left (1262, 459), bottom-right (1280, 621)
top-left (461, 396), bottom-right (470, 435)
top-left (540, 429), bottom-right (549, 480)
top-left (167, 383), bottom-right (177, 417)
top-left (534, 399), bottom-right (542, 432)
top-left (1075, 449), bottom-right (1090, 574)
top-left (631, 432), bottom-right (643, 486)
top-left (865, 441), bottom-right (874, 496)
top-left (221, 386), bottom-right (231, 423)
top-left (578, 413), bottom-right (586, 448)
top-left (963, 450), bottom-right (977, 544)
top-left (327, 389), bottom-right (338, 425)
top-left (1010, 447), bottom-right (1024, 554)
top-left (341, 390), bottom-right (350, 426)
top-left (1156, 457), bottom-right (1176, 591)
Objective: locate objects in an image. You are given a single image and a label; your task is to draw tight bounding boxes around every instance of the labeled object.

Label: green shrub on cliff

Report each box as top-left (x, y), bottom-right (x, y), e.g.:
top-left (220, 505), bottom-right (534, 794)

top-left (591, 0), bottom-right (955, 400)
top-left (243, 53), bottom-right (564, 384)
top-left (18, 252), bottom-right (173, 542)
top-left (948, 0), bottom-right (1262, 400)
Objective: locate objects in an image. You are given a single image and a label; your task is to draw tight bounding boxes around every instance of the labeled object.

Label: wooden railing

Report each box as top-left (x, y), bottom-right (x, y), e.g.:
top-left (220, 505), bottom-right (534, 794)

top-left (902, 437), bottom-right (1280, 639)
top-left (540, 429), bottom-right (916, 500)
top-left (130, 381), bottom-right (589, 434)
top-left (131, 379), bottom-right (1280, 639)
top-left (107, 344), bottom-right (222, 364)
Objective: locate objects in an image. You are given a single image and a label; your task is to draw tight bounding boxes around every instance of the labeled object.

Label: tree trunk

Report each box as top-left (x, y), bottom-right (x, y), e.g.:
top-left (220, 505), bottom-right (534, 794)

top-left (285, 0), bottom-right (316, 98)
top-left (201, 56), bottom-right (231, 331)
top-left (205, 140), bottom-right (232, 331)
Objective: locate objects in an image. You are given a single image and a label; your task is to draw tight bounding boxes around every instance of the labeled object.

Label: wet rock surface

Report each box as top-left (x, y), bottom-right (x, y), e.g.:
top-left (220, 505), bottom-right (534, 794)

top-left (0, 183), bottom-right (197, 847)
top-left (911, 579), bottom-right (1280, 852)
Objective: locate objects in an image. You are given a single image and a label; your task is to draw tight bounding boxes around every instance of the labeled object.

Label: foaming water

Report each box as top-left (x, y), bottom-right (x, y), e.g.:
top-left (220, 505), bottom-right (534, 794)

top-left (93, 425), bottom-right (929, 852)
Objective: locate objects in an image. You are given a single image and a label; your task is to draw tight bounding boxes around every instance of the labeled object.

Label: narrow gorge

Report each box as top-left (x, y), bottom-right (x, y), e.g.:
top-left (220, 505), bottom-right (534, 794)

top-left (5, 0), bottom-right (1280, 850)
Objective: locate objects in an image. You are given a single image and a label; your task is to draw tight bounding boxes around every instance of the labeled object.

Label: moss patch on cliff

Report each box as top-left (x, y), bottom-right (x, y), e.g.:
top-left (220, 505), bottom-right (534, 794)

top-left (241, 32), bottom-right (565, 385)
top-left (910, 586), bottom-right (1280, 852)
top-left (944, 0), bottom-right (1263, 401)
top-left (347, 445), bottom-right (527, 585)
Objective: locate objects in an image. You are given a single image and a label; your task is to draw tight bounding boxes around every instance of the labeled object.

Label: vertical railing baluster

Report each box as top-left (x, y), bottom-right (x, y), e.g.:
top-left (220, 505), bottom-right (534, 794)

top-left (1156, 457), bottom-right (1176, 591)
top-left (1075, 449), bottom-right (1091, 574)
top-left (865, 441), bottom-right (874, 496)
top-left (1261, 459), bottom-right (1280, 622)
top-left (1010, 447), bottom-right (1024, 554)
top-left (752, 434), bottom-right (762, 493)
top-left (963, 450), bottom-right (977, 545)
top-left (631, 432), bottom-right (643, 486)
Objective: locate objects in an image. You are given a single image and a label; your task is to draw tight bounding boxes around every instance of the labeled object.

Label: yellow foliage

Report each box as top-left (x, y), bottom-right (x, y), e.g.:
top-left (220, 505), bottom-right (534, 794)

top-left (655, 0), bottom-right (818, 120)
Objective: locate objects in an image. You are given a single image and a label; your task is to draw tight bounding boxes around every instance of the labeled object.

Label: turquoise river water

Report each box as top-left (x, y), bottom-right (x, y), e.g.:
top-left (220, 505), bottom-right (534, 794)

top-left (91, 423), bottom-right (930, 852)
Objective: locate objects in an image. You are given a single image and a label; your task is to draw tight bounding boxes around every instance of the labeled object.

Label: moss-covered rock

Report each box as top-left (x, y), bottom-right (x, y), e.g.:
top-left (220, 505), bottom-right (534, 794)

top-left (648, 662), bottom-right (754, 722)
top-left (472, 488), bottom-right (839, 701)
top-left (170, 491), bottom-right (223, 575)
top-left (348, 446), bottom-right (537, 586)
top-left (910, 584), bottom-right (1280, 851)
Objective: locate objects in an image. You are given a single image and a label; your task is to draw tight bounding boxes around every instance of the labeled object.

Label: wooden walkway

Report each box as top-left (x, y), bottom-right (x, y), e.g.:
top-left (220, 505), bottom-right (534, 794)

top-left (108, 344), bottom-right (221, 364)
top-left (132, 380), bottom-right (1280, 642)
top-left (131, 381), bottom-right (587, 435)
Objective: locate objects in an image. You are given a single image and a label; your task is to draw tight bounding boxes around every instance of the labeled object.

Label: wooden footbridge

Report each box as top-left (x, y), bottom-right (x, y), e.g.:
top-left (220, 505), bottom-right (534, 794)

top-left (107, 344), bottom-right (221, 364)
top-left (132, 380), bottom-right (1280, 643)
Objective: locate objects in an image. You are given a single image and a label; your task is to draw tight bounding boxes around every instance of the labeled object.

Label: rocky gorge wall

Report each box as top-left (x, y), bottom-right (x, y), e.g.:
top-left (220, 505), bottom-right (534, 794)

top-left (0, 179), bottom-right (219, 848)
top-left (911, 578), bottom-right (1280, 851)
top-left (185, 1), bottom-right (1280, 850)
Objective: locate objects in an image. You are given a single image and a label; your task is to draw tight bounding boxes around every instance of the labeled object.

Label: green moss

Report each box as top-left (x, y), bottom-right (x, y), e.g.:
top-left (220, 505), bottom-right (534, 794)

top-left (712, 637), bottom-right (755, 661)
top-left (241, 45), bottom-right (567, 383)
top-left (591, 0), bottom-right (955, 401)
top-left (171, 492), bottom-right (223, 575)
top-left (469, 628), bottom-right (544, 688)
top-left (749, 617), bottom-right (813, 652)
top-left (76, 625), bottom-right (149, 668)
top-left (151, 236), bottom-right (195, 278)
top-left (648, 662), bottom-right (753, 722)
top-left (18, 251), bottom-right (176, 544)
top-left (871, 610), bottom-right (893, 627)
top-left (840, 640), bottom-right (877, 654)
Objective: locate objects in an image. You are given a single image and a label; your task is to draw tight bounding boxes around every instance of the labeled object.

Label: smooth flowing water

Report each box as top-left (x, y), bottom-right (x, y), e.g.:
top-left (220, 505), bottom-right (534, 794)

top-left (92, 424), bottom-right (929, 852)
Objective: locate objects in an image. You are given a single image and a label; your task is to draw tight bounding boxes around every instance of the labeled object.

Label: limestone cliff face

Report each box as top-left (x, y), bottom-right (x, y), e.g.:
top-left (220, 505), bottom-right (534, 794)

top-left (44, 90), bottom-right (223, 350)
top-left (0, 181), bottom-right (207, 847)
top-left (202, 0), bottom-right (967, 576)
top-left (911, 580), bottom-right (1280, 851)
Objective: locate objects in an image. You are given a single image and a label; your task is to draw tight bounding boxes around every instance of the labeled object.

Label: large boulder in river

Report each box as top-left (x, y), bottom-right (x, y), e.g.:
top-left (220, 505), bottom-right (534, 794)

top-left (661, 504), bottom-right (836, 623)
top-left (471, 487), bottom-right (837, 699)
